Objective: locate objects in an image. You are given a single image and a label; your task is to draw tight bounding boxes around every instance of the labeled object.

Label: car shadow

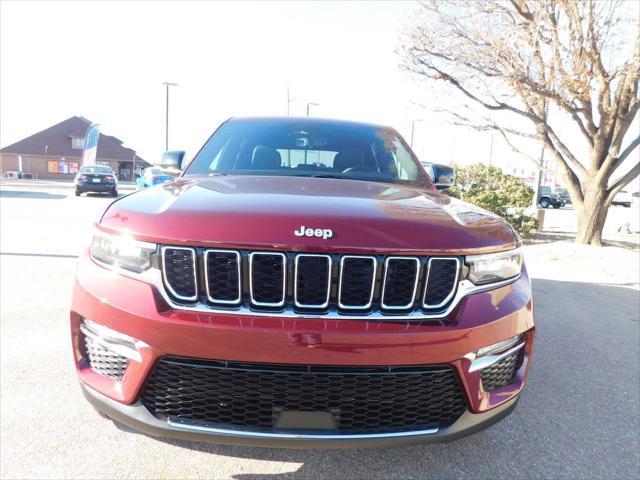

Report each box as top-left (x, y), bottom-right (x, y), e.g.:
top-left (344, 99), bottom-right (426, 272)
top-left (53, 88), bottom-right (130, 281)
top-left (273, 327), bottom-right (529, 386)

top-left (0, 189), bottom-right (67, 200)
top-left (117, 278), bottom-right (639, 479)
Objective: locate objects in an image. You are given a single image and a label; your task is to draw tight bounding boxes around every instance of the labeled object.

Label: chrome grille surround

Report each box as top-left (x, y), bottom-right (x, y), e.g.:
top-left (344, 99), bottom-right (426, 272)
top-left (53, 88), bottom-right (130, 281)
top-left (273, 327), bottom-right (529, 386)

top-left (294, 254), bottom-right (332, 309)
top-left (204, 249), bottom-right (242, 305)
top-left (161, 246), bottom-right (198, 302)
top-left (249, 252), bottom-right (287, 308)
top-left (422, 257), bottom-right (461, 309)
top-left (151, 247), bottom-right (519, 320)
top-left (337, 255), bottom-right (377, 310)
top-left (380, 257), bottom-right (420, 311)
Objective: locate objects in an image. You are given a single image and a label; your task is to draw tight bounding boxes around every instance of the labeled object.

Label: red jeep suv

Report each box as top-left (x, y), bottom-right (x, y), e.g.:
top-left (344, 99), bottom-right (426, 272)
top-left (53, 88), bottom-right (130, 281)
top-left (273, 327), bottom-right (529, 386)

top-left (71, 117), bottom-right (534, 448)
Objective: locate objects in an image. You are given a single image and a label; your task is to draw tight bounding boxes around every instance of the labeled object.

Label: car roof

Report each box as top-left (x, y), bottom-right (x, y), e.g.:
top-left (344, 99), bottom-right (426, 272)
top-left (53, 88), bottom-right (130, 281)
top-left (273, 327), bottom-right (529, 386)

top-left (226, 116), bottom-right (393, 131)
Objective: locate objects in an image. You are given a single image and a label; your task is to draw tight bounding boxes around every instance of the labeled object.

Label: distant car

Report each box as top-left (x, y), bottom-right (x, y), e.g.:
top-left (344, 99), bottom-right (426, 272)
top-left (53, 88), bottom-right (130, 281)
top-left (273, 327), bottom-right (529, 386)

top-left (538, 186), bottom-right (564, 209)
top-left (612, 190), bottom-right (632, 208)
top-left (74, 165), bottom-right (118, 197)
top-left (136, 167), bottom-right (178, 189)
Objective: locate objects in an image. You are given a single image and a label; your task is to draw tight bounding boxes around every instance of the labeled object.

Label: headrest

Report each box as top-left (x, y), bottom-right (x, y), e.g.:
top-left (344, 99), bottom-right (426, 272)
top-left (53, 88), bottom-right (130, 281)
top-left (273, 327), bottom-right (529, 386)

top-left (252, 145), bottom-right (281, 170)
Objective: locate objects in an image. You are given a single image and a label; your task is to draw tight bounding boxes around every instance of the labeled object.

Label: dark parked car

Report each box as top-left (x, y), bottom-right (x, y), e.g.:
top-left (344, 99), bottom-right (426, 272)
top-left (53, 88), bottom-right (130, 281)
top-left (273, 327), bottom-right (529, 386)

top-left (538, 186), bottom-right (564, 208)
top-left (71, 117), bottom-right (534, 448)
top-left (74, 165), bottom-right (118, 197)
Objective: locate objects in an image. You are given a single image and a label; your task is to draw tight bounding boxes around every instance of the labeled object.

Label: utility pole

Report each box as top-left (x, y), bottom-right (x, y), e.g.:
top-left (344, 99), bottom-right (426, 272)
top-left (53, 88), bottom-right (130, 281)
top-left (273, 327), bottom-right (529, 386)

top-left (533, 103), bottom-right (550, 208)
top-left (410, 119), bottom-right (424, 148)
top-left (163, 82), bottom-right (178, 151)
top-left (488, 133), bottom-right (494, 167)
top-left (287, 87), bottom-right (291, 116)
top-left (306, 102), bottom-right (319, 116)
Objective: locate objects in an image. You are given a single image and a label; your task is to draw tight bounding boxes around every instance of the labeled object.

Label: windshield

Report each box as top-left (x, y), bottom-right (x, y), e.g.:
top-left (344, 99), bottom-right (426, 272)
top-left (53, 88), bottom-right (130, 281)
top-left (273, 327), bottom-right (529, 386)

top-left (79, 166), bottom-right (112, 174)
top-left (184, 120), bottom-right (430, 187)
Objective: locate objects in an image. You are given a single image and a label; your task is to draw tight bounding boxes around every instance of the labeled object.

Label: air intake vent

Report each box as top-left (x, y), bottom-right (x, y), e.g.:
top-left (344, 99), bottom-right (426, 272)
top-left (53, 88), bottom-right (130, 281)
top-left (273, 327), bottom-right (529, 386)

top-left (249, 252), bottom-right (286, 307)
top-left (423, 258), bottom-right (460, 309)
top-left (159, 247), bottom-right (465, 318)
top-left (82, 333), bottom-right (129, 381)
top-left (338, 256), bottom-right (376, 309)
top-left (140, 358), bottom-right (467, 433)
top-left (162, 247), bottom-right (198, 301)
top-left (480, 349), bottom-right (522, 391)
top-left (381, 257), bottom-right (420, 310)
top-left (205, 250), bottom-right (241, 305)
top-left (294, 254), bottom-right (332, 309)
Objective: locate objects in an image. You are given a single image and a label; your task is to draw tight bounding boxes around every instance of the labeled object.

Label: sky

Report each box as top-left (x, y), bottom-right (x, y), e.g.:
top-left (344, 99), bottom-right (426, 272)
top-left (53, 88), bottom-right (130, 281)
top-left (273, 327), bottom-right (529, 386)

top-left (1, 1), bottom-right (637, 189)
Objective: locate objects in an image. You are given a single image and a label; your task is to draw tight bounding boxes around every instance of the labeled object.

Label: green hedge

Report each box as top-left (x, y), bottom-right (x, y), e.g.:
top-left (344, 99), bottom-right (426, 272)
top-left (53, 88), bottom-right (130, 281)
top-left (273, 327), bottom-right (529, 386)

top-left (447, 164), bottom-right (538, 235)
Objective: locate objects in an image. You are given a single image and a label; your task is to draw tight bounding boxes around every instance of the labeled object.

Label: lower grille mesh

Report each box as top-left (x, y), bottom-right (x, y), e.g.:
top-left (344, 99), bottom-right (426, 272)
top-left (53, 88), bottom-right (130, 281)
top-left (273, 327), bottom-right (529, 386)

top-left (82, 334), bottom-right (129, 381)
top-left (140, 357), bottom-right (467, 433)
top-left (480, 350), bottom-right (522, 391)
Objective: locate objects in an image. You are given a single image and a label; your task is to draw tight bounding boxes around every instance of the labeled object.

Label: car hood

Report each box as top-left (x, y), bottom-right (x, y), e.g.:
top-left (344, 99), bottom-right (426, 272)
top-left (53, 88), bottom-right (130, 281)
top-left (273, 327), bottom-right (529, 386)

top-left (100, 175), bottom-right (518, 253)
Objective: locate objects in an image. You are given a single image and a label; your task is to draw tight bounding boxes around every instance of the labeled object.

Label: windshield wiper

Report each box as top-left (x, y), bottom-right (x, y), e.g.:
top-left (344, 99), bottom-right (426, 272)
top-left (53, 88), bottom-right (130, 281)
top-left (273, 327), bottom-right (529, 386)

top-left (294, 174), bottom-right (345, 179)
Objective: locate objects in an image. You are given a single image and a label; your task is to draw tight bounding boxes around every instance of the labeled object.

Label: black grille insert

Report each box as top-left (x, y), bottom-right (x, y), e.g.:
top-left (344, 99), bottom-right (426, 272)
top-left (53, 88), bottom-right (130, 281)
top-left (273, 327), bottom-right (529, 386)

top-left (250, 253), bottom-right (286, 307)
top-left (162, 247), bottom-right (197, 301)
top-left (82, 333), bottom-right (129, 381)
top-left (140, 357), bottom-right (467, 433)
top-left (424, 258), bottom-right (459, 308)
top-left (295, 255), bottom-right (331, 308)
top-left (382, 258), bottom-right (419, 309)
top-left (205, 250), bottom-right (241, 304)
top-left (480, 349), bottom-right (522, 391)
top-left (339, 256), bottom-right (376, 309)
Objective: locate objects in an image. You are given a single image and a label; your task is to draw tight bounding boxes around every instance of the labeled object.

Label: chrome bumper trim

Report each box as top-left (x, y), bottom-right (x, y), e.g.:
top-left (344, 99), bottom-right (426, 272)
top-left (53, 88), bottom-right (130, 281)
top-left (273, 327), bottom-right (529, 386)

top-left (79, 320), bottom-right (144, 362)
top-left (167, 419), bottom-right (439, 439)
top-left (468, 342), bottom-right (525, 373)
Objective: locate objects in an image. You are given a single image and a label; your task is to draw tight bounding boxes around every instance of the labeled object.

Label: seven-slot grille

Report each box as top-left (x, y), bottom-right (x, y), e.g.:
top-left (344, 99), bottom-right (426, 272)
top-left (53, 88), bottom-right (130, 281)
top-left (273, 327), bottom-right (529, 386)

top-left (140, 357), bottom-right (467, 434)
top-left (160, 248), bottom-right (461, 315)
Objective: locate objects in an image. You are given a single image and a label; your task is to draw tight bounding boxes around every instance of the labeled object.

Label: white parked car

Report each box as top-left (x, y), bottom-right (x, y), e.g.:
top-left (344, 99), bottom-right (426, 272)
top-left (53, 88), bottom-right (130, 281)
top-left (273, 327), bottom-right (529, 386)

top-left (612, 190), bottom-right (632, 208)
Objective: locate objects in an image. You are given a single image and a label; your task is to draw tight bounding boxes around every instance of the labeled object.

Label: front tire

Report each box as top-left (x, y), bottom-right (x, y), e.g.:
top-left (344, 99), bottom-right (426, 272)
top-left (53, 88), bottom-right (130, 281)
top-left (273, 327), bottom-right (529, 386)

top-left (552, 203), bottom-right (561, 209)
top-left (75, 189), bottom-right (81, 197)
top-left (540, 198), bottom-right (549, 208)
top-left (111, 189), bottom-right (118, 197)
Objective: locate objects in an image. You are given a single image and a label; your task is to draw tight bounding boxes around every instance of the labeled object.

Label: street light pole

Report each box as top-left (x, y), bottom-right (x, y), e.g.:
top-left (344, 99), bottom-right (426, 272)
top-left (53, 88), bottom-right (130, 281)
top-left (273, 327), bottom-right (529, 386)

top-left (306, 102), bottom-right (319, 116)
top-left (533, 103), bottom-right (550, 208)
top-left (163, 82), bottom-right (178, 152)
top-left (488, 133), bottom-right (494, 166)
top-left (410, 119), bottom-right (424, 148)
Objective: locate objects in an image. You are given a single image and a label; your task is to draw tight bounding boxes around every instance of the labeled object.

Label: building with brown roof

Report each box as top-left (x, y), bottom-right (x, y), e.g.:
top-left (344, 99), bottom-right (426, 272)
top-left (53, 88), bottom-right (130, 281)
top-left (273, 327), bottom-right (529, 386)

top-left (0, 116), bottom-right (150, 181)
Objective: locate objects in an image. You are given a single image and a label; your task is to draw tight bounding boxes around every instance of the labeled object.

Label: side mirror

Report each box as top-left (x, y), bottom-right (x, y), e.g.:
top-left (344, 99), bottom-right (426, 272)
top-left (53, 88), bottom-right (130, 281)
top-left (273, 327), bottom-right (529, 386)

top-left (431, 164), bottom-right (455, 190)
top-left (157, 150), bottom-right (186, 170)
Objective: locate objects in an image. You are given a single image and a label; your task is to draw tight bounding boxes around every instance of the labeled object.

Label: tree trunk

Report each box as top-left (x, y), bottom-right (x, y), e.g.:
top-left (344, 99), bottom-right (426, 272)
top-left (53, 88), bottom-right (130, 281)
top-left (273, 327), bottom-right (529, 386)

top-left (575, 187), bottom-right (610, 246)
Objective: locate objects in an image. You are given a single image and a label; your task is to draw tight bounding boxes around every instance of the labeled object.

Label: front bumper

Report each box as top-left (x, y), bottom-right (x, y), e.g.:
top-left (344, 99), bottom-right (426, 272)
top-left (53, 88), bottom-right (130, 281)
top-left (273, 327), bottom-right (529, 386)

top-left (71, 252), bottom-right (535, 447)
top-left (81, 382), bottom-right (520, 448)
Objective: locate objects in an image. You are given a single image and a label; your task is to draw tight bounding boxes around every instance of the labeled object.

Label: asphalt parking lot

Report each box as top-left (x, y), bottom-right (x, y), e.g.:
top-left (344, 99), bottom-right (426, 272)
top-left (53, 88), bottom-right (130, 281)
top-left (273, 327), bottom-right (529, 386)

top-left (1, 185), bottom-right (639, 479)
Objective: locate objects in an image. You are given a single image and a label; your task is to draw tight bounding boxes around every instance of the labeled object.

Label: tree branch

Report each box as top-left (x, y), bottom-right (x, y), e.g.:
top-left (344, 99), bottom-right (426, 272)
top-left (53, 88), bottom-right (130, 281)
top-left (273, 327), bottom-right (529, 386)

top-left (607, 162), bottom-right (640, 201)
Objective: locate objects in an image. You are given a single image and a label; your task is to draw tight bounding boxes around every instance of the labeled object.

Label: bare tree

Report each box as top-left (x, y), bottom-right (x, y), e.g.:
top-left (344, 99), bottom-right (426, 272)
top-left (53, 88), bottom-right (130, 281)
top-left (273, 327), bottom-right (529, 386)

top-left (401, 0), bottom-right (639, 245)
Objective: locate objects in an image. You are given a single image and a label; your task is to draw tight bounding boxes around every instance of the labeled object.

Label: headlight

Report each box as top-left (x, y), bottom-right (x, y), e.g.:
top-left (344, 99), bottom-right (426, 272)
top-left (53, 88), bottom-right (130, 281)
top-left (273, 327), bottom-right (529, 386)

top-left (90, 230), bottom-right (156, 272)
top-left (465, 248), bottom-right (522, 285)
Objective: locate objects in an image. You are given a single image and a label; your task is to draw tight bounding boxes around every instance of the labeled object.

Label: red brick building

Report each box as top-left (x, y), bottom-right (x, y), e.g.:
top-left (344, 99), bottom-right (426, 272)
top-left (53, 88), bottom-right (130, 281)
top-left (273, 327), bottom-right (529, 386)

top-left (0, 116), bottom-right (149, 181)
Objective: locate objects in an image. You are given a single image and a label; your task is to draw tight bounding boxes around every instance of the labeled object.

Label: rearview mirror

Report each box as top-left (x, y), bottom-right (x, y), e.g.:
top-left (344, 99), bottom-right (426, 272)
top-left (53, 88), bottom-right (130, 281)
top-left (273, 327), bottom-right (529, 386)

top-left (156, 150), bottom-right (186, 170)
top-left (430, 163), bottom-right (456, 190)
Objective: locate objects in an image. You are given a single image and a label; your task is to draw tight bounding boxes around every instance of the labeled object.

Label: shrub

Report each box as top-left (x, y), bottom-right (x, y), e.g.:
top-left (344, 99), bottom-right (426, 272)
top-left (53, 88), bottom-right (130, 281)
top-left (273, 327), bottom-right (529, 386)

top-left (447, 164), bottom-right (538, 235)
